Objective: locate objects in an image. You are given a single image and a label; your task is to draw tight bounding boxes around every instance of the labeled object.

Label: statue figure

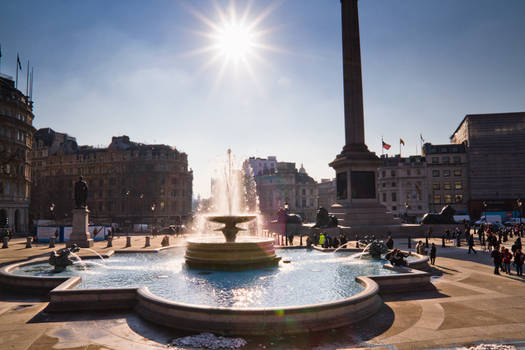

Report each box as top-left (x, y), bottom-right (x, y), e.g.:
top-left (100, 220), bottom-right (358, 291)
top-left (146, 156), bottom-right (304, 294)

top-left (74, 176), bottom-right (88, 209)
top-left (421, 205), bottom-right (456, 224)
top-left (313, 207), bottom-right (339, 228)
top-left (48, 244), bottom-right (80, 272)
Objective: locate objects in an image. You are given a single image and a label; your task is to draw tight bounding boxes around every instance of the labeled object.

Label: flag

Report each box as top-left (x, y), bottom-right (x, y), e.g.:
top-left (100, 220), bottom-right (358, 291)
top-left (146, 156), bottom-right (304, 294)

top-left (420, 134), bottom-right (425, 143)
top-left (17, 53), bottom-right (22, 71)
top-left (400, 138), bottom-right (405, 146)
top-left (382, 141), bottom-right (391, 150)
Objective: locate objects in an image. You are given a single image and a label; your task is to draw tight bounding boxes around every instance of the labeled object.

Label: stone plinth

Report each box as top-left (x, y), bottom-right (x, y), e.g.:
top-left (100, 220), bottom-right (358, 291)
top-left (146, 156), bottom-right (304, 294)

top-left (67, 208), bottom-right (93, 248)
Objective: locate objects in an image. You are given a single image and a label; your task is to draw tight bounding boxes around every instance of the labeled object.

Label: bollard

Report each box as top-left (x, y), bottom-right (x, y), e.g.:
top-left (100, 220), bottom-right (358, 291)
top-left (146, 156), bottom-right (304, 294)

top-left (145, 236), bottom-right (151, 247)
top-left (408, 236), bottom-right (412, 249)
top-left (126, 236), bottom-right (132, 248)
top-left (49, 237), bottom-right (55, 248)
top-left (2, 237), bottom-right (8, 249)
top-left (26, 236), bottom-right (32, 248)
top-left (442, 236), bottom-right (446, 248)
top-left (425, 236), bottom-right (429, 248)
top-left (300, 235), bottom-right (303, 246)
top-left (106, 237), bottom-right (113, 248)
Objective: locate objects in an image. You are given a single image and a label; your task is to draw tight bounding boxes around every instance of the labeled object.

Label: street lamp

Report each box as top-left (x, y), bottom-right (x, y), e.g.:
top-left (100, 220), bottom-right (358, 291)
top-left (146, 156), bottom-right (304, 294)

top-left (49, 203), bottom-right (58, 241)
top-left (404, 202), bottom-right (409, 223)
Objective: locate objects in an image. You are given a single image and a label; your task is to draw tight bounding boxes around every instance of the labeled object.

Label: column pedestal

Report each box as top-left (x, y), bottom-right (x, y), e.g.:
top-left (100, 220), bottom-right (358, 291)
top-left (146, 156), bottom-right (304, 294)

top-left (67, 208), bottom-right (94, 248)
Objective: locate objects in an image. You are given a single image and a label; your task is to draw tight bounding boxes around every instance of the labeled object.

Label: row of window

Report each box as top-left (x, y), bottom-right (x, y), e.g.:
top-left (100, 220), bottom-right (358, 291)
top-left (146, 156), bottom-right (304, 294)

top-left (0, 126), bottom-right (28, 143)
top-left (431, 156), bottom-right (462, 164)
top-left (432, 182), bottom-right (463, 190)
top-left (0, 109), bottom-right (31, 123)
top-left (432, 169), bottom-right (462, 177)
top-left (382, 169), bottom-right (423, 178)
top-left (0, 181), bottom-right (29, 198)
top-left (433, 194), bottom-right (463, 204)
top-left (391, 205), bottom-right (423, 211)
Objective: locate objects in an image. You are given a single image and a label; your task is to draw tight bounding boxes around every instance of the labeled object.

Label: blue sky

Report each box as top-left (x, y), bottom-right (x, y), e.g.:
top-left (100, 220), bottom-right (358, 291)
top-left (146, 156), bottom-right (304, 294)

top-left (1, 0), bottom-right (524, 197)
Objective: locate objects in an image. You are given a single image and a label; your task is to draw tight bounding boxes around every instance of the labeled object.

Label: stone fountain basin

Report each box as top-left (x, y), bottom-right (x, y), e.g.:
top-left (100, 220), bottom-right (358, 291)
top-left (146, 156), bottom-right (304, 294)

top-left (206, 215), bottom-right (256, 224)
top-left (0, 249), bottom-right (431, 335)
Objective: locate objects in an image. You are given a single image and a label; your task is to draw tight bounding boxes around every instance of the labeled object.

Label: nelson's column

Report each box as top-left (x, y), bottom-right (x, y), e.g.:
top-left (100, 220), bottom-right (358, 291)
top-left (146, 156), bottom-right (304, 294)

top-left (329, 0), bottom-right (398, 230)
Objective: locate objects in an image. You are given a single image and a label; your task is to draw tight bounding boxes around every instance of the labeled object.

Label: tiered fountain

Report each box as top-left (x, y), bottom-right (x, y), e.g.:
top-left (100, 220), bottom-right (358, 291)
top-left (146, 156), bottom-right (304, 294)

top-left (185, 150), bottom-right (281, 270)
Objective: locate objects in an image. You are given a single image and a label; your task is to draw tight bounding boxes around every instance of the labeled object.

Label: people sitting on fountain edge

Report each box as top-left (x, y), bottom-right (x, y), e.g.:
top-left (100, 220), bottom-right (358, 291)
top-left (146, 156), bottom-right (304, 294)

top-left (385, 234), bottom-right (394, 250)
top-left (385, 249), bottom-right (411, 267)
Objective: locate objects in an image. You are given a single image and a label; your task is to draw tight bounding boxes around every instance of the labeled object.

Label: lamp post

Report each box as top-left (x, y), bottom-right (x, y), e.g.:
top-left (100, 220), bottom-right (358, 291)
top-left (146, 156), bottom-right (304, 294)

top-left (151, 203), bottom-right (156, 234)
top-left (517, 199), bottom-right (522, 224)
top-left (49, 203), bottom-right (58, 244)
top-left (404, 202), bottom-right (409, 223)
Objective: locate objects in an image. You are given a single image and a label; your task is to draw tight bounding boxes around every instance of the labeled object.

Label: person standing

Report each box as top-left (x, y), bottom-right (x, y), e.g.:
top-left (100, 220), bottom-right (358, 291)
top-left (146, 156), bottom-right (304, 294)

top-left (468, 234), bottom-right (477, 254)
top-left (491, 247), bottom-right (502, 275)
top-left (513, 248), bottom-right (524, 276)
top-left (503, 248), bottom-right (512, 274)
top-left (385, 235), bottom-right (394, 250)
top-left (430, 243), bottom-right (436, 265)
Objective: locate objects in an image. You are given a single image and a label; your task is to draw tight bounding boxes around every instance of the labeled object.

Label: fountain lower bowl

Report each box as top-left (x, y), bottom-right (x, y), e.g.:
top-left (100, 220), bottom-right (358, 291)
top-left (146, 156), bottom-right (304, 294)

top-left (185, 237), bottom-right (281, 271)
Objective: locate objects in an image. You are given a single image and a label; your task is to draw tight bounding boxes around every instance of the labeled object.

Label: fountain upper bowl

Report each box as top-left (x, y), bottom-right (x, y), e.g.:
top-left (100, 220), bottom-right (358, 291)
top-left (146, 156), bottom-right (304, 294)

top-left (206, 215), bottom-right (256, 224)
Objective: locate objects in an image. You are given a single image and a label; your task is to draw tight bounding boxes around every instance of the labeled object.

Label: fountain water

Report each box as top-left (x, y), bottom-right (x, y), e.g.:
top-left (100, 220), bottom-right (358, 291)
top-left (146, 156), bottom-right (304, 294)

top-left (185, 150), bottom-right (280, 270)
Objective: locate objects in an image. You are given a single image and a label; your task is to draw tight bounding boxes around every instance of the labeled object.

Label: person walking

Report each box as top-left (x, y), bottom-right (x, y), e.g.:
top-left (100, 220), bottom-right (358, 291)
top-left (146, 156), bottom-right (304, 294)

top-left (430, 243), bottom-right (436, 265)
top-left (468, 234), bottom-right (477, 254)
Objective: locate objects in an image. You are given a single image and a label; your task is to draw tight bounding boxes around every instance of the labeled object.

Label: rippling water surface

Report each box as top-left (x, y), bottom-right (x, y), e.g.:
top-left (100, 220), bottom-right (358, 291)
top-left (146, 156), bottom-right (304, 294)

top-left (13, 248), bottom-right (399, 308)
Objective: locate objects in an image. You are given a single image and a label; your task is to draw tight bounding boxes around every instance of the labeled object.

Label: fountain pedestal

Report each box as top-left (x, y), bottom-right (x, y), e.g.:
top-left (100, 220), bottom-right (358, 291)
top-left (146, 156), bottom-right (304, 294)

top-left (67, 208), bottom-right (93, 248)
top-left (185, 215), bottom-right (281, 271)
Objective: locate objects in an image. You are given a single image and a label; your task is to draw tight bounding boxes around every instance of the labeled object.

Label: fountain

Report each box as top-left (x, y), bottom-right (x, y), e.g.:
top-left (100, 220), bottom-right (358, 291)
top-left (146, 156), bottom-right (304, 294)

top-left (185, 150), bottom-right (280, 270)
top-left (48, 244), bottom-right (80, 272)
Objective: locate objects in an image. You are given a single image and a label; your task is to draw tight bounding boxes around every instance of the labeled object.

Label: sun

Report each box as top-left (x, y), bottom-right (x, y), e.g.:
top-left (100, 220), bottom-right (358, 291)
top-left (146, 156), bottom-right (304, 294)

top-left (213, 21), bottom-right (256, 62)
top-left (185, 1), bottom-right (280, 81)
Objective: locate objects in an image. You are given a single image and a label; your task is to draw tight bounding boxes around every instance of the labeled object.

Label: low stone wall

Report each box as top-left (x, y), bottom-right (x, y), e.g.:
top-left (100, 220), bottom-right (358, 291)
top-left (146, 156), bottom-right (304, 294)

top-left (0, 259), bottom-right (71, 295)
top-left (370, 265), bottom-right (432, 294)
top-left (134, 277), bottom-right (382, 335)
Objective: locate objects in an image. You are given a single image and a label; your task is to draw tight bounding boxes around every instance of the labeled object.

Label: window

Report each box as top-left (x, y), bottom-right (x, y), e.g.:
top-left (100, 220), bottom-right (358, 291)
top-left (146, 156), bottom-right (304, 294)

top-left (455, 181), bottom-right (463, 190)
top-left (443, 170), bottom-right (450, 177)
top-left (444, 194), bottom-right (452, 203)
top-left (432, 157), bottom-right (439, 164)
top-left (392, 182), bottom-right (397, 187)
top-left (417, 205), bottom-right (422, 210)
top-left (453, 156), bottom-right (461, 164)
top-left (407, 169), bottom-right (411, 176)
top-left (433, 194), bottom-right (441, 204)
top-left (454, 169), bottom-right (462, 176)
top-left (382, 171), bottom-right (386, 178)
top-left (391, 192), bottom-right (397, 201)
top-left (382, 193), bottom-right (387, 202)
top-left (382, 182), bottom-right (386, 188)
top-left (432, 170), bottom-right (440, 177)
top-left (302, 189), bottom-right (306, 196)
top-left (455, 194), bottom-right (463, 203)
top-left (391, 170), bottom-right (396, 177)
top-left (392, 206), bottom-right (397, 211)
top-left (442, 156), bottom-right (450, 164)
top-left (443, 182), bottom-right (451, 190)
top-left (302, 199), bottom-right (306, 208)
top-left (416, 169), bottom-right (421, 175)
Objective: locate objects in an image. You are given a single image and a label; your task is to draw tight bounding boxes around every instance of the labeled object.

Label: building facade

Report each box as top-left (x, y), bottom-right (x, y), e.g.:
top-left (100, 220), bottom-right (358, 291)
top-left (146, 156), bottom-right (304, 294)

top-left (246, 156), bottom-right (277, 176)
top-left (378, 155), bottom-right (428, 223)
top-left (422, 143), bottom-right (469, 214)
top-left (30, 131), bottom-right (193, 228)
top-left (450, 112), bottom-right (525, 218)
top-left (0, 74), bottom-right (36, 233)
top-left (317, 178), bottom-right (336, 210)
top-left (249, 160), bottom-right (318, 223)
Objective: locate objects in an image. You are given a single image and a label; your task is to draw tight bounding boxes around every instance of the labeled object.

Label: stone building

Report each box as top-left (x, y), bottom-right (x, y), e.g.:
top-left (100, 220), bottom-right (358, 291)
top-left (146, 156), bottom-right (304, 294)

top-left (246, 156), bottom-right (277, 176)
top-left (0, 73), bottom-right (36, 233)
top-left (317, 178), bottom-right (336, 210)
top-left (422, 143), bottom-right (469, 214)
top-left (30, 130), bottom-right (193, 227)
top-left (249, 160), bottom-right (318, 223)
top-left (377, 155), bottom-right (428, 223)
top-left (450, 112), bottom-right (525, 218)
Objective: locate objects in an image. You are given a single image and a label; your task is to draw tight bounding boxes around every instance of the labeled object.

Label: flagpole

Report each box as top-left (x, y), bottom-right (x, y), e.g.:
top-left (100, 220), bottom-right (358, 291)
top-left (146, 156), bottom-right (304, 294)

top-left (399, 138), bottom-right (401, 158)
top-left (15, 55), bottom-right (18, 89)
top-left (381, 137), bottom-right (384, 157)
top-left (0, 44), bottom-right (2, 73)
top-left (30, 67), bottom-right (33, 100)
top-left (26, 60), bottom-right (29, 96)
